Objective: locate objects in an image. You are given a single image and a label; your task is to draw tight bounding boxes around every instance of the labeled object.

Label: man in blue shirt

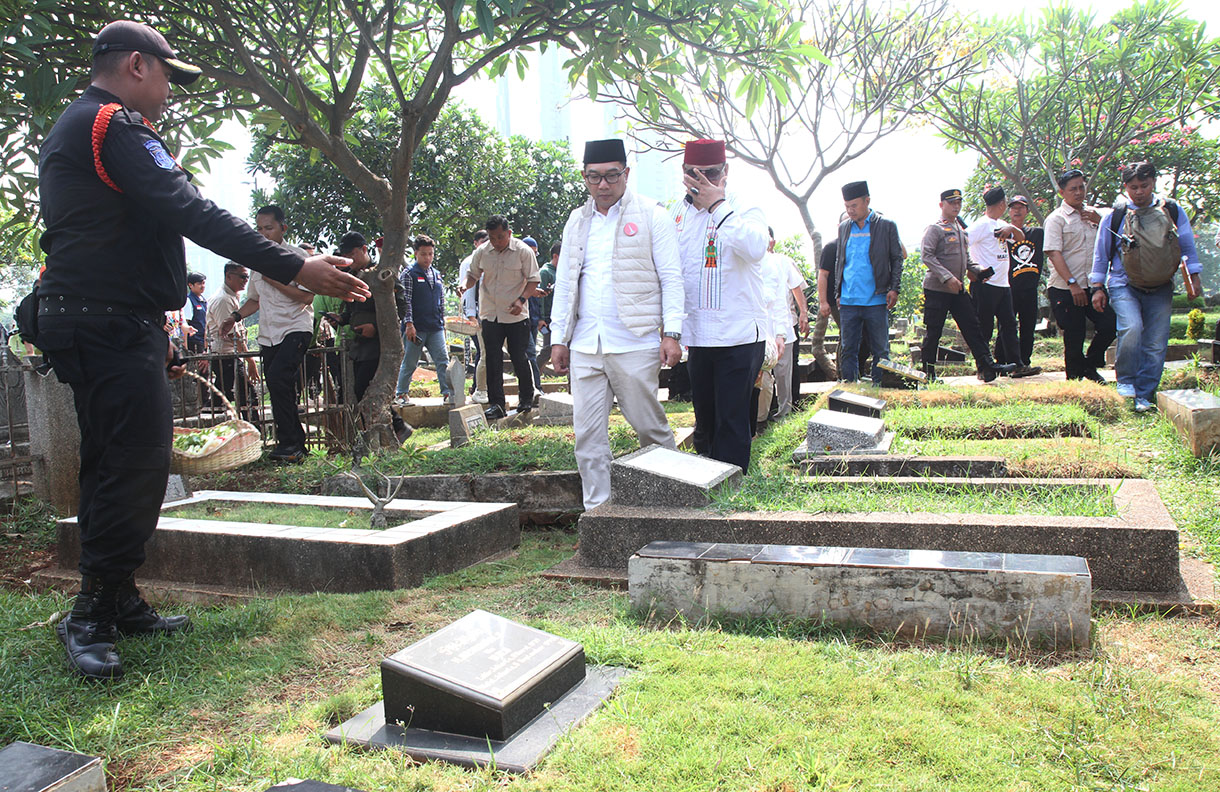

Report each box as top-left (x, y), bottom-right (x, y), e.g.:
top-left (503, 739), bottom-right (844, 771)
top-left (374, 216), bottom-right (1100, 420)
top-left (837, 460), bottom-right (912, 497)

top-left (833, 181), bottom-right (903, 385)
top-left (1091, 161), bottom-right (1204, 412)
top-left (397, 234), bottom-right (454, 405)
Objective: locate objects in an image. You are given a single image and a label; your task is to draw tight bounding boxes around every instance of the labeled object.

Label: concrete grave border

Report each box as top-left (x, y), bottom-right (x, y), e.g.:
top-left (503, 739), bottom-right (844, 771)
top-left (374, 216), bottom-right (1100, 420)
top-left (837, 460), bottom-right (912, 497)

top-left (56, 490), bottom-right (519, 594)
top-left (571, 477), bottom-right (1179, 593)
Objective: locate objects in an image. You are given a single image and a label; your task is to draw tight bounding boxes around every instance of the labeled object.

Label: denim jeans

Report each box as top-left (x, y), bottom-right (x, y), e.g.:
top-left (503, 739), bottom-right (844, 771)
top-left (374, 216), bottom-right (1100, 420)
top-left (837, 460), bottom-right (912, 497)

top-left (1108, 282), bottom-right (1173, 401)
top-left (396, 328), bottom-right (453, 399)
top-left (839, 303), bottom-right (890, 385)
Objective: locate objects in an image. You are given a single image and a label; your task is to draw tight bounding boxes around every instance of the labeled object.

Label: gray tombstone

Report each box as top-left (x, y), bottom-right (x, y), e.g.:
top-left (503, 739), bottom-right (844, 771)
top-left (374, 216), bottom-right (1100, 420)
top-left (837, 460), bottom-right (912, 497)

top-left (610, 444), bottom-right (742, 507)
top-left (448, 404), bottom-right (487, 448)
top-left (827, 389), bottom-right (886, 419)
top-left (379, 609), bottom-right (586, 740)
top-left (23, 363), bottom-right (81, 515)
top-left (1156, 388), bottom-right (1220, 457)
top-left (535, 393), bottom-right (574, 426)
top-left (804, 409), bottom-right (892, 455)
top-left (0, 742), bottom-right (106, 792)
top-left (266, 782), bottom-right (366, 792)
top-left (447, 358), bottom-right (465, 408)
top-left (163, 474), bottom-right (192, 504)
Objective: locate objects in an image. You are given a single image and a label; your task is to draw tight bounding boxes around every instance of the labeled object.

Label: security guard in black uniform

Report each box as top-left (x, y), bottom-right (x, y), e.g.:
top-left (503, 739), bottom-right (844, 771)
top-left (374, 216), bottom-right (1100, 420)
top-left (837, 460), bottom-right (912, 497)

top-left (36, 20), bottom-right (370, 680)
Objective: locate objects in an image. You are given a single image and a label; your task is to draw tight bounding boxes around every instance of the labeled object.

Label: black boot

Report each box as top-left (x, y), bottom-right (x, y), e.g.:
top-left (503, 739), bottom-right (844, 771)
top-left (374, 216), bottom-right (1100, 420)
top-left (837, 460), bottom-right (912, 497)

top-left (115, 577), bottom-right (192, 637)
top-left (56, 577), bottom-right (123, 680)
top-left (922, 362), bottom-right (936, 382)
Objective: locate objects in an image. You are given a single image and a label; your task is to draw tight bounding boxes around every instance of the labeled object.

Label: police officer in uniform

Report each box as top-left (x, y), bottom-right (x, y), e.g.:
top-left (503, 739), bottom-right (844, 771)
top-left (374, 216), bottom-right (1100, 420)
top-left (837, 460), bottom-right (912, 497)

top-left (36, 20), bottom-right (370, 680)
top-left (919, 189), bottom-right (1016, 382)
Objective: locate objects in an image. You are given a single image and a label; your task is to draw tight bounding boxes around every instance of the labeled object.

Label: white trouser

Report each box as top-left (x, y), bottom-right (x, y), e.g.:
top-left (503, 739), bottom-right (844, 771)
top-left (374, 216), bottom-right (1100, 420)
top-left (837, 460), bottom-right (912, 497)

top-left (571, 346), bottom-right (676, 510)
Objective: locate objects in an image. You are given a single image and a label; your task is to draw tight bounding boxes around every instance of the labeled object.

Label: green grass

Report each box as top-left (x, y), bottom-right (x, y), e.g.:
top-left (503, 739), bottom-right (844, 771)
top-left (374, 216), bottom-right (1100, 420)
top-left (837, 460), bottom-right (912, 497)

top-left (716, 477), bottom-right (1116, 516)
top-left (3, 530), bottom-right (1218, 792)
top-left (163, 500), bottom-right (387, 530)
top-left (885, 402), bottom-right (1098, 440)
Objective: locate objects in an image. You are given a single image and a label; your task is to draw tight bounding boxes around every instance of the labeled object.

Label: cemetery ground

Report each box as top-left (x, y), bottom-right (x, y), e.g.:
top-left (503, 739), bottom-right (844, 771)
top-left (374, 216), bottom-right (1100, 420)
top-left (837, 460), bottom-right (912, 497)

top-left (3, 367), bottom-right (1220, 789)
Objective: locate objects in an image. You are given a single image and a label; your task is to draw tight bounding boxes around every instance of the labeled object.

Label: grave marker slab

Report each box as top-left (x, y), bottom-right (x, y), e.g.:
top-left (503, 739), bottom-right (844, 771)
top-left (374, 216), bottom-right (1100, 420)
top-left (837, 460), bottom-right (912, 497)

top-left (327, 611), bottom-right (630, 773)
top-left (1156, 388), bottom-right (1220, 457)
top-left (535, 392), bottom-right (575, 426)
top-left (875, 358), bottom-right (928, 385)
top-left (266, 781), bottom-right (366, 792)
top-left (380, 610), bottom-right (585, 740)
top-left (447, 359), bottom-right (466, 408)
top-left (610, 444), bottom-right (741, 507)
top-left (804, 410), bottom-right (893, 456)
top-left (827, 389), bottom-right (887, 419)
top-left (629, 541), bottom-right (1092, 649)
top-left (448, 404), bottom-right (487, 448)
top-left (0, 741), bottom-right (106, 792)
top-left (936, 346), bottom-right (967, 362)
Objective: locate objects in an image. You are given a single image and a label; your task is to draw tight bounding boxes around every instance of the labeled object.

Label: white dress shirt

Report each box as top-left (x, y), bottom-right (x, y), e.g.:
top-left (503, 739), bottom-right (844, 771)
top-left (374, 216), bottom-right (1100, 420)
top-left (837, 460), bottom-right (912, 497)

top-left (568, 200), bottom-right (681, 355)
top-left (675, 192), bottom-right (770, 347)
top-left (246, 242), bottom-right (314, 345)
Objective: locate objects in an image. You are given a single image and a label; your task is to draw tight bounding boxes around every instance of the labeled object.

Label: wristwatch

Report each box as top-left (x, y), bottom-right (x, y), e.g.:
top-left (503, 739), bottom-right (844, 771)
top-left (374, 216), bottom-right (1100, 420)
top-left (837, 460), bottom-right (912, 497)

top-left (1067, 277), bottom-right (1077, 286)
top-left (664, 331), bottom-right (682, 342)
top-left (229, 310), bottom-right (242, 322)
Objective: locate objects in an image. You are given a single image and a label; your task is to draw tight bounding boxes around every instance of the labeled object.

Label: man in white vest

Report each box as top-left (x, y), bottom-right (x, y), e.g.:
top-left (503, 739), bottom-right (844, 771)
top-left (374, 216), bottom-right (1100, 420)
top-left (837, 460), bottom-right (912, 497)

top-left (550, 139), bottom-right (685, 509)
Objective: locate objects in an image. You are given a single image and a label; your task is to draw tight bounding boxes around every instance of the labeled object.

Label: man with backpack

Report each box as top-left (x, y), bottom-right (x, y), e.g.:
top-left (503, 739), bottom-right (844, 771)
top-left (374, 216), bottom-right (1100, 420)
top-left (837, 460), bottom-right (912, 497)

top-left (1091, 161), bottom-right (1204, 412)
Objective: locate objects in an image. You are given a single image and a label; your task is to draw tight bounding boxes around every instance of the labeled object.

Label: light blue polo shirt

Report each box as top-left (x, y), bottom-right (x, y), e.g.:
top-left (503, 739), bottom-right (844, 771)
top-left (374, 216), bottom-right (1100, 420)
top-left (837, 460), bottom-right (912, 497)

top-left (842, 212), bottom-right (885, 306)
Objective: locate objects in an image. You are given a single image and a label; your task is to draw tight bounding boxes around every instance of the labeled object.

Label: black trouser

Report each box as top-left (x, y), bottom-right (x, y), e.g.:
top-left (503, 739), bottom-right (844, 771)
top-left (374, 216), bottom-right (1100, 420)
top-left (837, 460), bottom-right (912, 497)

top-left (976, 282), bottom-right (1021, 365)
top-left (481, 319), bottom-right (533, 410)
top-left (1048, 287), bottom-right (1117, 379)
top-left (38, 314), bottom-right (172, 581)
top-left (668, 360), bottom-right (692, 398)
top-left (353, 357), bottom-right (407, 431)
top-left (790, 324), bottom-right (802, 403)
top-left (688, 342), bottom-right (765, 473)
top-left (261, 331), bottom-right (310, 450)
top-left (922, 289), bottom-right (993, 370)
top-left (1012, 287), bottom-right (1039, 366)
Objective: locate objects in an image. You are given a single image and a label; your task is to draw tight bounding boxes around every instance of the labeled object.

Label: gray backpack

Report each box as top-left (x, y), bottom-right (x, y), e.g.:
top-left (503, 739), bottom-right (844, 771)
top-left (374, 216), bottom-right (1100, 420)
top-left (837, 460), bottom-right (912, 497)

top-left (1111, 200), bottom-right (1182, 290)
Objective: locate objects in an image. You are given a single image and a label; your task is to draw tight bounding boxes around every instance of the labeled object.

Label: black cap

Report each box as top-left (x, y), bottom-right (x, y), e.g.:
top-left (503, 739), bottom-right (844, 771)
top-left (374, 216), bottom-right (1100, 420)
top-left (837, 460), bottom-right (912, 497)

top-left (338, 231), bottom-right (367, 254)
top-left (93, 21), bottom-right (202, 86)
top-left (983, 186), bottom-right (1006, 207)
top-left (841, 181), bottom-right (869, 201)
top-left (940, 188), bottom-right (963, 202)
top-left (583, 139), bottom-right (627, 165)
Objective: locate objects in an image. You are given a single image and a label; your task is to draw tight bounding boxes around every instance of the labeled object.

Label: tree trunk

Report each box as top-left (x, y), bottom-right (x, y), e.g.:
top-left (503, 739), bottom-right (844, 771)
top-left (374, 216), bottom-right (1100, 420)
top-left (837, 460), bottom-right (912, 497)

top-left (358, 211), bottom-right (408, 451)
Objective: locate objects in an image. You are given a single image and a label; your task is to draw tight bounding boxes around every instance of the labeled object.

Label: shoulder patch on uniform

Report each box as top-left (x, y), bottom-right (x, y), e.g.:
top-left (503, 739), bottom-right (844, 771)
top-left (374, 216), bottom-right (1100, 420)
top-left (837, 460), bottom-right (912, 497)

top-left (144, 140), bottom-right (176, 170)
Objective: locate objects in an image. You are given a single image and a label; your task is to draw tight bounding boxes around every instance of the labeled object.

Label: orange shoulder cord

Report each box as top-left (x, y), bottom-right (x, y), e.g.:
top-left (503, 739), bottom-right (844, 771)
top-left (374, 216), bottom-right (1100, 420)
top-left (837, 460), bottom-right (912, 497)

top-left (91, 103), bottom-right (156, 193)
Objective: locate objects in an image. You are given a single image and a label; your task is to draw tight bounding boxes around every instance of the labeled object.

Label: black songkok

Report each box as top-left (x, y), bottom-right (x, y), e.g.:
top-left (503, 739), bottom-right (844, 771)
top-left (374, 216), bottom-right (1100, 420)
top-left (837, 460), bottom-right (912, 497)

top-left (841, 181), bottom-right (869, 201)
top-left (583, 139), bottom-right (627, 165)
top-left (983, 186), bottom-right (1006, 207)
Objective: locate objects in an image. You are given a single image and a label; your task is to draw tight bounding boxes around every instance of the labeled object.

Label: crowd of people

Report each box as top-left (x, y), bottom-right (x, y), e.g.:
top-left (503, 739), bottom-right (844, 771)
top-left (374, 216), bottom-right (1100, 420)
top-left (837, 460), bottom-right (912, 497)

top-left (179, 144), bottom-right (1205, 508)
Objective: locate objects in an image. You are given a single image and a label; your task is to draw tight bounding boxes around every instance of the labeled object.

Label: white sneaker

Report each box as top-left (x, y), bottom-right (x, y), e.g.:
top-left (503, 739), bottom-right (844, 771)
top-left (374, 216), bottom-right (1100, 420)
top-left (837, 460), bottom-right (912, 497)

top-left (472, 390), bottom-right (489, 404)
top-left (1116, 383), bottom-right (1135, 398)
top-left (1134, 398), bottom-right (1154, 413)
top-left (392, 394), bottom-right (411, 407)
top-left (442, 394), bottom-right (454, 406)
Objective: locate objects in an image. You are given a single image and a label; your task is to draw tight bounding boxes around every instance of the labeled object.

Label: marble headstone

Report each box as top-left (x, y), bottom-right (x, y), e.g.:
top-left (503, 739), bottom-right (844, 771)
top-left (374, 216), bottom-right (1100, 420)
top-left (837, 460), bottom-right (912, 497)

top-left (163, 474), bottom-right (191, 504)
top-left (447, 358), bottom-right (465, 408)
top-left (535, 393), bottom-right (575, 426)
top-left (610, 444), bottom-right (742, 507)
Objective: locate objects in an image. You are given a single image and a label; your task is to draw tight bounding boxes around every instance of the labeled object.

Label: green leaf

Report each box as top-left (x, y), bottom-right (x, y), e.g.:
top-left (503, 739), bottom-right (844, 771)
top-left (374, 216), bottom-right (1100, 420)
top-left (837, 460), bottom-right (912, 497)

top-left (788, 43), bottom-right (833, 66)
top-left (475, 0), bottom-right (495, 39)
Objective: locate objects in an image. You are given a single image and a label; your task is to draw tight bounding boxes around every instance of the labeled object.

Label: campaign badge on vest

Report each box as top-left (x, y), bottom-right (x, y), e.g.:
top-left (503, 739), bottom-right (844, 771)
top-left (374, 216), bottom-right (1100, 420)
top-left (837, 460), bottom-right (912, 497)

top-left (624, 222), bottom-right (639, 237)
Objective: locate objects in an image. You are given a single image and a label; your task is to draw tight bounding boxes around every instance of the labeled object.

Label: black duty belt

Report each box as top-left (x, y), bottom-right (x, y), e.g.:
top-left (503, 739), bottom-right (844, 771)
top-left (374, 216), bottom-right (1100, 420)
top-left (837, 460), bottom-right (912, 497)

top-left (38, 295), bottom-right (163, 323)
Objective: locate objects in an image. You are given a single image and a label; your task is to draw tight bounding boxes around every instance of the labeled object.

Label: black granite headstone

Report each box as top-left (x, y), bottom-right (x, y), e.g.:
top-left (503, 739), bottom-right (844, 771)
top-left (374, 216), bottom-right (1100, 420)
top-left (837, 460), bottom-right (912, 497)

top-left (266, 781), bottom-right (366, 792)
top-left (380, 610), bottom-right (586, 741)
top-left (827, 389), bottom-right (887, 419)
top-left (0, 742), bottom-right (105, 792)
top-left (936, 346), bottom-right (967, 362)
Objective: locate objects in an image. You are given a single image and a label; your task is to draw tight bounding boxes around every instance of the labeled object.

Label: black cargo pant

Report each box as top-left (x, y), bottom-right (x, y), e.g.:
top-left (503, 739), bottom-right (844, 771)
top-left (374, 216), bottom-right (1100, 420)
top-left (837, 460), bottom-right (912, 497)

top-left (38, 313), bottom-right (172, 581)
top-left (976, 282), bottom-right (1021, 365)
top-left (1011, 287), bottom-right (1039, 366)
top-left (1048, 287), bottom-right (1117, 379)
top-left (261, 331), bottom-right (311, 451)
top-left (922, 289), bottom-right (992, 370)
top-left (481, 318), bottom-right (534, 411)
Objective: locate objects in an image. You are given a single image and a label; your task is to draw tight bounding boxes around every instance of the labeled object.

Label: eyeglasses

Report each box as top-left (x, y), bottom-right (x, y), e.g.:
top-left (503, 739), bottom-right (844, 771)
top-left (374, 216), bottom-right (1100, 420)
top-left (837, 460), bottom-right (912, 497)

top-left (236, 273), bottom-right (249, 281)
top-left (684, 166), bottom-right (724, 182)
top-left (583, 170), bottom-right (625, 185)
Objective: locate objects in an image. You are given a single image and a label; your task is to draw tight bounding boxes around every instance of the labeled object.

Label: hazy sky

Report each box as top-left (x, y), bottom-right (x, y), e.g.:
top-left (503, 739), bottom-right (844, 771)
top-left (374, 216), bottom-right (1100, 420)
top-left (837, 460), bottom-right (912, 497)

top-left (193, 0), bottom-right (1220, 270)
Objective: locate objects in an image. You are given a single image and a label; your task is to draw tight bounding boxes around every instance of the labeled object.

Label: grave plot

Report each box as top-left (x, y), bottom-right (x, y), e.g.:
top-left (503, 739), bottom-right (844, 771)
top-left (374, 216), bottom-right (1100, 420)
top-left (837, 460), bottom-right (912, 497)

top-left (55, 490), bottom-right (519, 594)
top-left (568, 449), bottom-right (1180, 595)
